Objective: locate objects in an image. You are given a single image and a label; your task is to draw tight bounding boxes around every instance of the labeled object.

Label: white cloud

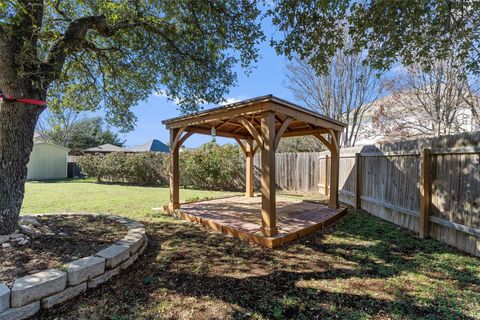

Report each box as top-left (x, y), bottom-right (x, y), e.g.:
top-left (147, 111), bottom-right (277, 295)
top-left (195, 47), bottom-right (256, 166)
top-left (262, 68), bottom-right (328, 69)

top-left (219, 96), bottom-right (247, 105)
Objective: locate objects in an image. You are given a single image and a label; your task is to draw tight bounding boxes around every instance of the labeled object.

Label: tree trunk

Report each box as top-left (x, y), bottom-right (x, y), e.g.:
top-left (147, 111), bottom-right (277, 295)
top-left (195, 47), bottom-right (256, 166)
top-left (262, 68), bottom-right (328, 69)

top-left (0, 99), bottom-right (44, 235)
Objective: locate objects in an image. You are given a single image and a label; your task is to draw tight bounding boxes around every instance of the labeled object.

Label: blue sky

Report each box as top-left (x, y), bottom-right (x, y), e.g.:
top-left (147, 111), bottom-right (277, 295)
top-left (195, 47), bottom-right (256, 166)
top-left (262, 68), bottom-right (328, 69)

top-left (121, 20), bottom-right (295, 148)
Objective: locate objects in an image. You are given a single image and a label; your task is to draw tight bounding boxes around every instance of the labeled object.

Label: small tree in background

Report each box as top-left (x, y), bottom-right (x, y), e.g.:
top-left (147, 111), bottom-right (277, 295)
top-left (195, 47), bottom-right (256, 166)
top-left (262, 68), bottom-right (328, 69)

top-left (37, 112), bottom-right (125, 151)
top-left (285, 32), bottom-right (384, 147)
top-left (36, 108), bottom-right (79, 147)
top-left (276, 137), bottom-right (325, 153)
top-left (373, 58), bottom-right (480, 140)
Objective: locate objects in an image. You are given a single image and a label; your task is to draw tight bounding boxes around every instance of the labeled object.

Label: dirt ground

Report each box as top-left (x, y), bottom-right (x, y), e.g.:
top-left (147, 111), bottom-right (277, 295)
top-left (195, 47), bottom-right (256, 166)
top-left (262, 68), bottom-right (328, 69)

top-left (0, 214), bottom-right (127, 287)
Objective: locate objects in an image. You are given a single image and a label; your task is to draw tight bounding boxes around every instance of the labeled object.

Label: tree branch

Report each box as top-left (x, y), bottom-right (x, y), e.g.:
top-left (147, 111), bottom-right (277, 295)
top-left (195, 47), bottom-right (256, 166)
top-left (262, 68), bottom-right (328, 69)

top-left (43, 15), bottom-right (140, 83)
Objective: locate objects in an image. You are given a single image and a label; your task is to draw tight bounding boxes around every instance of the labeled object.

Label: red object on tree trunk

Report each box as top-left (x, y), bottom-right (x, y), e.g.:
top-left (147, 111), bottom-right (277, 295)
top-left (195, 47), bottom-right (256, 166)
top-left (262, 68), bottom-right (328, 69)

top-left (0, 91), bottom-right (47, 106)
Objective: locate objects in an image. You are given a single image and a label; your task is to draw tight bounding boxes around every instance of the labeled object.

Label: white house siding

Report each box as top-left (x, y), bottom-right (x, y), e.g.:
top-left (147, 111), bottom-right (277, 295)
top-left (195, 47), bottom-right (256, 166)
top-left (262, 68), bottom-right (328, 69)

top-left (27, 142), bottom-right (69, 180)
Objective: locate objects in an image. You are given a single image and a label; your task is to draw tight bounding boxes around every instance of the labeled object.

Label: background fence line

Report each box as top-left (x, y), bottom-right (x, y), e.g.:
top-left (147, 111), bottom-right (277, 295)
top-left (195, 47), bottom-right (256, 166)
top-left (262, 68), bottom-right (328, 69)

top-left (253, 132), bottom-right (480, 257)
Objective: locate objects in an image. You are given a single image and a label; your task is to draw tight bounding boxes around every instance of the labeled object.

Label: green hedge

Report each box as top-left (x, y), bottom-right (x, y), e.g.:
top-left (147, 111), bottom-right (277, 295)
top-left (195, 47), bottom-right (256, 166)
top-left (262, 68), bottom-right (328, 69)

top-left (77, 143), bottom-right (244, 190)
top-left (180, 143), bottom-right (244, 190)
top-left (78, 152), bottom-right (169, 185)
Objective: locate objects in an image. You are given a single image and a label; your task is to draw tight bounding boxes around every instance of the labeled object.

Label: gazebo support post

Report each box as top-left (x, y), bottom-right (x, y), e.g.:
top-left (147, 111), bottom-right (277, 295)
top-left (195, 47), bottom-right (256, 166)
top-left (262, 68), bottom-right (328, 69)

top-left (245, 137), bottom-right (254, 197)
top-left (328, 131), bottom-right (340, 209)
top-left (260, 111), bottom-right (278, 237)
top-left (313, 131), bottom-right (341, 209)
top-left (169, 128), bottom-right (180, 210)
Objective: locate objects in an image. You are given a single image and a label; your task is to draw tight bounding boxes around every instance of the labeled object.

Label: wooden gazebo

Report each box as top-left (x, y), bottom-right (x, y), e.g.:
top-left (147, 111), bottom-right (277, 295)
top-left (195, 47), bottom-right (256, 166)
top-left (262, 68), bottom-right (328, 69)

top-left (162, 95), bottom-right (346, 247)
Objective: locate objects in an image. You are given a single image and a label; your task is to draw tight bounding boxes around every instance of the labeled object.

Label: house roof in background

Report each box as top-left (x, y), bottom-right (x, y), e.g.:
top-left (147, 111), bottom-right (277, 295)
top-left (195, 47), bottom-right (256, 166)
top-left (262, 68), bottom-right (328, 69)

top-left (130, 139), bottom-right (169, 152)
top-left (84, 143), bottom-right (129, 153)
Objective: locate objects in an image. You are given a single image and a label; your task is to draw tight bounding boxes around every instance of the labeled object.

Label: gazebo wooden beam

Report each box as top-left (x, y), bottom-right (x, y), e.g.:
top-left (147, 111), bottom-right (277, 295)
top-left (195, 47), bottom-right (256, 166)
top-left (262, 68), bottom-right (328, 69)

top-left (274, 117), bottom-right (293, 151)
top-left (282, 128), bottom-right (329, 137)
top-left (268, 103), bottom-right (344, 131)
top-left (215, 120), bottom-right (236, 131)
top-left (312, 133), bottom-right (334, 151)
top-left (170, 127), bottom-right (186, 152)
top-left (237, 116), bottom-right (263, 146)
top-left (245, 137), bottom-right (255, 197)
top-left (169, 128), bottom-right (181, 210)
top-left (260, 111), bottom-right (278, 237)
top-left (234, 137), bottom-right (248, 156)
top-left (186, 127), bottom-right (249, 140)
top-left (328, 131), bottom-right (341, 209)
top-left (234, 136), bottom-right (257, 198)
top-left (165, 103), bottom-right (269, 129)
top-left (328, 129), bottom-right (340, 151)
top-left (313, 131), bottom-right (341, 209)
top-left (177, 131), bottom-right (193, 149)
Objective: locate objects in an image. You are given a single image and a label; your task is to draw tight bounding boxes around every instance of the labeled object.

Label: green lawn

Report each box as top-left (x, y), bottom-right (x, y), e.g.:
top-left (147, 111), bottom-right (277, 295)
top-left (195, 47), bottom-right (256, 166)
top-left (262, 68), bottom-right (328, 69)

top-left (23, 179), bottom-right (238, 220)
top-left (22, 180), bottom-right (480, 320)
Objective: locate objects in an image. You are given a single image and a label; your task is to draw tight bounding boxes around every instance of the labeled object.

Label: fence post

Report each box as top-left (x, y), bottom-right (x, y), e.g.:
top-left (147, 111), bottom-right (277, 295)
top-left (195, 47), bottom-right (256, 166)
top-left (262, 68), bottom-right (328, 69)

top-left (355, 153), bottom-right (361, 209)
top-left (419, 148), bottom-right (431, 239)
top-left (324, 155), bottom-right (329, 196)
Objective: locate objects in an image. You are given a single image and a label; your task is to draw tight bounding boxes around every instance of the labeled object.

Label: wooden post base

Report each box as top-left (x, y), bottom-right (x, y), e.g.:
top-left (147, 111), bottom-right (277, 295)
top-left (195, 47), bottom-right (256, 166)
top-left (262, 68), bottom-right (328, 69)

top-left (169, 203), bottom-right (180, 210)
top-left (328, 203), bottom-right (339, 210)
top-left (260, 226), bottom-right (279, 237)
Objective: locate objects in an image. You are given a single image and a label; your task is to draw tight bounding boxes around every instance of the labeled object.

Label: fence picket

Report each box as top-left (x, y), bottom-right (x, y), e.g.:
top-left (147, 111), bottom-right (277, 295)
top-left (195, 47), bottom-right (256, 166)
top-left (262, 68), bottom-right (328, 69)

top-left (258, 131), bottom-right (480, 256)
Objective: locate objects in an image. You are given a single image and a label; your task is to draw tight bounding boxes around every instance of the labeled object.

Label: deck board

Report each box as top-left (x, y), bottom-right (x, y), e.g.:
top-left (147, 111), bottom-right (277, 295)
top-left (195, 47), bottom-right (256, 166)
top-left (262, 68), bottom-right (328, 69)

top-left (166, 196), bottom-right (347, 248)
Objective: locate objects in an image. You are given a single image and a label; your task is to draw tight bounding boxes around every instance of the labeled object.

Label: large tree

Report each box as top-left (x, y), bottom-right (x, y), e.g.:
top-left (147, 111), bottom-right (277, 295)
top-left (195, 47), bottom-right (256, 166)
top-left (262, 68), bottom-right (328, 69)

top-left (270, 1), bottom-right (480, 74)
top-left (0, 1), bottom-right (263, 234)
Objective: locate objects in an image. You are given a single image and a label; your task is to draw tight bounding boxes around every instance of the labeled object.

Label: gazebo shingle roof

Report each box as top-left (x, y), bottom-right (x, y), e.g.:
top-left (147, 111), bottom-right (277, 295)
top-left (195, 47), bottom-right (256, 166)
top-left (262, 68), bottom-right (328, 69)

top-left (162, 95), bottom-right (346, 140)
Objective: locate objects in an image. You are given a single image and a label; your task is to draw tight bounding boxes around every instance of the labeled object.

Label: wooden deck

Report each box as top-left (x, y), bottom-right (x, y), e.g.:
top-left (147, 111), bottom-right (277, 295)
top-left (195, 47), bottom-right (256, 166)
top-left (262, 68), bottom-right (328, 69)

top-left (164, 196), bottom-right (347, 248)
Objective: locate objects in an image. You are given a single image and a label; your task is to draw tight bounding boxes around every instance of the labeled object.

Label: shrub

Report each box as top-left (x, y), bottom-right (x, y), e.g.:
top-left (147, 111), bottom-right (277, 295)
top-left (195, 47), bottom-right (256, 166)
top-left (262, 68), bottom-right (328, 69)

top-left (180, 143), bottom-right (244, 190)
top-left (76, 155), bottom-right (102, 181)
top-left (77, 143), bottom-right (244, 190)
top-left (78, 152), bottom-right (168, 185)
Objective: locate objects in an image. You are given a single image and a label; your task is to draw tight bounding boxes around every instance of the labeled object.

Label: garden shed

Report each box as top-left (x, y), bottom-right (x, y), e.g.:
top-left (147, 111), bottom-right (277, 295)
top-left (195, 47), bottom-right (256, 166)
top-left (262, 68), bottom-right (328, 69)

top-left (162, 95), bottom-right (347, 247)
top-left (27, 142), bottom-right (69, 181)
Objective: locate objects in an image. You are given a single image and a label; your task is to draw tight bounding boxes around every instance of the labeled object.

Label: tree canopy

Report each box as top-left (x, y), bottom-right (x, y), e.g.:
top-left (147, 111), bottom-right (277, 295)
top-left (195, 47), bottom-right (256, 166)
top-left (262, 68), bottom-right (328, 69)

top-left (270, 1), bottom-right (480, 74)
top-left (38, 113), bottom-right (125, 151)
top-left (0, 1), bottom-right (263, 131)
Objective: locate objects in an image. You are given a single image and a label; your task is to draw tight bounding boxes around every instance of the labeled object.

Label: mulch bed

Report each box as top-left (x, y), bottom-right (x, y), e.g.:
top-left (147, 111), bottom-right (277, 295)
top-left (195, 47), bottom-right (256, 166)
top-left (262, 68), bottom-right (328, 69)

top-left (0, 214), bottom-right (127, 287)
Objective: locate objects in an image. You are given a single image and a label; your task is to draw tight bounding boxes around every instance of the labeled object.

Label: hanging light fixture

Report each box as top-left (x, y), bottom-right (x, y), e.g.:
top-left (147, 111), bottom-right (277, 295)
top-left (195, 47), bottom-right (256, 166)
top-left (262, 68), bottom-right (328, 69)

top-left (211, 126), bottom-right (216, 142)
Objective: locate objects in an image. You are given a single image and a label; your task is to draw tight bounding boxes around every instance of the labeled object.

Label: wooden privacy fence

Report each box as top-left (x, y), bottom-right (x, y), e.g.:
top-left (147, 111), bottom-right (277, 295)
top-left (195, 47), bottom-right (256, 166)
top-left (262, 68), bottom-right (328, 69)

top-left (255, 132), bottom-right (480, 257)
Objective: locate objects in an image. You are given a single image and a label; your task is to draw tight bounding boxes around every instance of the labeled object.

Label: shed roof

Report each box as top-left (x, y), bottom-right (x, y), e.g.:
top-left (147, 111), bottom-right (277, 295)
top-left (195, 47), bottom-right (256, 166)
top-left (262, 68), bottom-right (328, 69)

top-left (162, 95), bottom-right (345, 140)
top-left (33, 141), bottom-right (70, 151)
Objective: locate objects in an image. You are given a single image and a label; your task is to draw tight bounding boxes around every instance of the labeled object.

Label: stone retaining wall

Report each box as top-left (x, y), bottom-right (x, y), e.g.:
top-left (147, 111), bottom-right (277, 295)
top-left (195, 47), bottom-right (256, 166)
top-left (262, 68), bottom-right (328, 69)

top-left (0, 214), bottom-right (147, 320)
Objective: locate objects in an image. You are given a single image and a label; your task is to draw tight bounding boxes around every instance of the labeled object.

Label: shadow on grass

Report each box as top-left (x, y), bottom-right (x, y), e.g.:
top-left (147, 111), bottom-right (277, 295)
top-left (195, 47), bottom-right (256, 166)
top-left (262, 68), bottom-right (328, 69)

top-left (28, 178), bottom-right (97, 184)
top-left (36, 210), bottom-right (479, 320)
top-left (30, 178), bottom-right (244, 192)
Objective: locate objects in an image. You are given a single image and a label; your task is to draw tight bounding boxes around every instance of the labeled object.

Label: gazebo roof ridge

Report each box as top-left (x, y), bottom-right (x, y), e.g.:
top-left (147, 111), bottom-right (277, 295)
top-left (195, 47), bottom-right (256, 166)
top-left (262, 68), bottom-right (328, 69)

top-left (162, 94), bottom-right (347, 128)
